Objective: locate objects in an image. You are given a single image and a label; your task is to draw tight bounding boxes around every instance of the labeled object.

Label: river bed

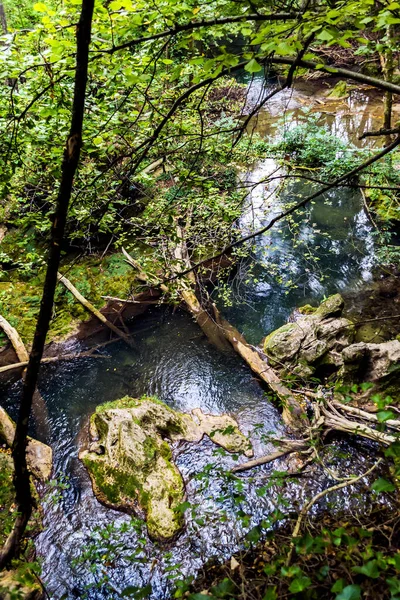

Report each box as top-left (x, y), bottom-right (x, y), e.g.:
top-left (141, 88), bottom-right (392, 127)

top-left (0, 78), bottom-right (391, 599)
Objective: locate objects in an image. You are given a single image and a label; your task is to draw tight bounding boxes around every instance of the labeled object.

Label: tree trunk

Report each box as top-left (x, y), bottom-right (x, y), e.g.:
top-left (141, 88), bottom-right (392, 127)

top-left (382, 26), bottom-right (395, 146)
top-left (0, 0), bottom-right (95, 568)
top-left (0, 3), bottom-right (7, 34)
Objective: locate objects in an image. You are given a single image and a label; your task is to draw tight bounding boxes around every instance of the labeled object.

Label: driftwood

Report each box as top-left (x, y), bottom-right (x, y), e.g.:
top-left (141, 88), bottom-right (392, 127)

top-left (0, 350), bottom-right (108, 375)
top-left (232, 396), bottom-right (400, 473)
top-left (0, 315), bottom-right (29, 363)
top-left (214, 307), bottom-right (306, 429)
top-left (232, 440), bottom-right (310, 473)
top-left (57, 272), bottom-right (134, 348)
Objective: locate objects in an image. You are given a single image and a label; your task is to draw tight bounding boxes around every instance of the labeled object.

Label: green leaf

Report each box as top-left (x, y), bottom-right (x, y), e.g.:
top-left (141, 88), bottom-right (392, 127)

top-left (211, 577), bottom-right (236, 597)
top-left (317, 29), bottom-right (334, 41)
top-left (352, 559), bottom-right (380, 579)
top-left (371, 478), bottom-right (396, 493)
top-left (336, 584), bottom-right (361, 600)
top-left (244, 58), bottom-right (262, 73)
top-left (289, 576), bottom-right (312, 593)
top-left (331, 579), bottom-right (345, 593)
top-left (377, 410), bottom-right (395, 422)
top-left (33, 2), bottom-right (48, 10)
top-left (121, 584), bottom-right (152, 598)
top-left (387, 577), bottom-right (400, 595)
top-left (263, 587), bottom-right (277, 600)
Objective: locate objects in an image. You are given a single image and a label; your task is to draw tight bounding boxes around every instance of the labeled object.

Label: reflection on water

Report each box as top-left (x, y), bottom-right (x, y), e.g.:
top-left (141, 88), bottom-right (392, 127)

top-left (240, 72), bottom-right (384, 146)
top-left (221, 157), bottom-right (375, 343)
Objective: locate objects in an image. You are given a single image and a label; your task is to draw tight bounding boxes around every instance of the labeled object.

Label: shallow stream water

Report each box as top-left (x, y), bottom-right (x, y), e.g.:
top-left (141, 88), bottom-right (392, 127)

top-left (0, 78), bottom-right (388, 599)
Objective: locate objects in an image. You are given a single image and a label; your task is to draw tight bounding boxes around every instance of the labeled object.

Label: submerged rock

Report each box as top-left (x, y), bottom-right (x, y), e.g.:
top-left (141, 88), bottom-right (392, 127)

top-left (0, 407), bottom-right (52, 481)
top-left (80, 396), bottom-right (253, 540)
top-left (263, 294), bottom-right (354, 378)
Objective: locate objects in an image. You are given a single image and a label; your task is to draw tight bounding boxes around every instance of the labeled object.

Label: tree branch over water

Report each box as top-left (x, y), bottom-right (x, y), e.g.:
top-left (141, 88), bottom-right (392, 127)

top-left (165, 135), bottom-right (400, 283)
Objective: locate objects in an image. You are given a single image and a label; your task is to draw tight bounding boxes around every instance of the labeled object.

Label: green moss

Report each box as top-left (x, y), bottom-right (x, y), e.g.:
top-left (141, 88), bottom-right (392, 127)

top-left (0, 249), bottom-right (141, 347)
top-left (298, 304), bottom-right (317, 315)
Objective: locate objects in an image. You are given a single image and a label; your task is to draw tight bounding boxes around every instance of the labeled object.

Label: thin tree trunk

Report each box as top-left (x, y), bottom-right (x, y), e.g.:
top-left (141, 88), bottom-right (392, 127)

top-left (0, 2), bottom-right (7, 34)
top-left (0, 0), bottom-right (95, 568)
top-left (383, 26), bottom-right (394, 146)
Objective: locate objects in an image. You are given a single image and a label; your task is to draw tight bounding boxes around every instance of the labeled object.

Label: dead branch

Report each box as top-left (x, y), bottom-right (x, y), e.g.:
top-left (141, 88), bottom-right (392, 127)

top-left (0, 315), bottom-right (29, 363)
top-left (57, 272), bottom-right (134, 348)
top-left (232, 441), bottom-right (310, 473)
top-left (0, 350), bottom-right (108, 375)
top-left (286, 458), bottom-right (383, 566)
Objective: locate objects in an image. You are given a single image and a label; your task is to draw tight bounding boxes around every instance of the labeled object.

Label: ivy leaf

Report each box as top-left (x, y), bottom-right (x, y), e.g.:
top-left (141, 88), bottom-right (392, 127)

top-left (352, 559), bottom-right (380, 579)
top-left (244, 58), bottom-right (262, 73)
top-left (263, 587), bottom-right (277, 600)
top-left (371, 478), bottom-right (396, 493)
top-left (121, 584), bottom-right (152, 598)
top-left (288, 576), bottom-right (312, 593)
top-left (376, 410), bottom-right (394, 422)
top-left (335, 584), bottom-right (361, 600)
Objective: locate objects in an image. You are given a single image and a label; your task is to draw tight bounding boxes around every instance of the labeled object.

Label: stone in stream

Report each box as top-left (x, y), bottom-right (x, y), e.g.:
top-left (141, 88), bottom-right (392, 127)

top-left (0, 407), bottom-right (52, 481)
top-left (263, 294), bottom-right (354, 378)
top-left (79, 396), bottom-right (253, 540)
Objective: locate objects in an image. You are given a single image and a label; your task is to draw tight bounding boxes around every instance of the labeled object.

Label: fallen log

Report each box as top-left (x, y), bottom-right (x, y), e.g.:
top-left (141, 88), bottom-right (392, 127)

top-left (57, 272), bottom-right (134, 348)
top-left (0, 315), bottom-right (29, 363)
top-left (0, 350), bottom-right (108, 374)
top-left (214, 307), bottom-right (306, 429)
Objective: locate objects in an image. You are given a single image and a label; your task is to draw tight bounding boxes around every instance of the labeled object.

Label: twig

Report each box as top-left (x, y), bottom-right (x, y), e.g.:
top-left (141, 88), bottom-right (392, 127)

top-left (286, 458), bottom-right (382, 565)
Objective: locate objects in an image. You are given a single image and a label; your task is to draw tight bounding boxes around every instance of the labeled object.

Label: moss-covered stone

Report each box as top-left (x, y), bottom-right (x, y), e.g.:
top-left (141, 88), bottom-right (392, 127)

top-left (80, 396), bottom-right (252, 540)
top-left (263, 294), bottom-right (353, 379)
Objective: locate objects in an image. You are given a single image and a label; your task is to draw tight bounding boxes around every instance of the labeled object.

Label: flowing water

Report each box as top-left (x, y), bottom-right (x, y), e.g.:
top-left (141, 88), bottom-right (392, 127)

top-left (0, 78), bottom-right (387, 598)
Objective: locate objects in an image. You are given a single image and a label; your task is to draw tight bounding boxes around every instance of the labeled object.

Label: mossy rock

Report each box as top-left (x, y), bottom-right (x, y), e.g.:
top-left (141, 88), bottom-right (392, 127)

top-left (263, 294), bottom-right (353, 379)
top-left (80, 396), bottom-right (252, 540)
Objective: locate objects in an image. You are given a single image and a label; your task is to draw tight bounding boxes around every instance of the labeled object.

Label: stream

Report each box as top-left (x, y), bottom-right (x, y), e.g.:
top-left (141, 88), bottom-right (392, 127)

top-left (0, 78), bottom-right (389, 599)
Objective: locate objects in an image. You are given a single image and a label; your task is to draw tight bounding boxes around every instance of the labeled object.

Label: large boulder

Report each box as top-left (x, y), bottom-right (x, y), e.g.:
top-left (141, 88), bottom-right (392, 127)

top-left (0, 407), bottom-right (52, 481)
top-left (263, 294), bottom-right (354, 378)
top-left (339, 340), bottom-right (400, 400)
top-left (80, 396), bottom-right (252, 540)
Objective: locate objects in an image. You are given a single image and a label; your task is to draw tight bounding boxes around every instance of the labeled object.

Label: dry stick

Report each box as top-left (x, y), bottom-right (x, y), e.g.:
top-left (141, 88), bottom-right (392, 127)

top-left (232, 442), bottom-right (310, 473)
top-left (0, 351), bottom-right (108, 375)
top-left (57, 272), bottom-right (134, 348)
top-left (101, 295), bottom-right (165, 304)
top-left (165, 135), bottom-right (400, 284)
top-left (331, 400), bottom-right (400, 431)
top-left (0, 0), bottom-right (95, 569)
top-left (0, 315), bottom-right (29, 363)
top-left (286, 458), bottom-right (383, 566)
